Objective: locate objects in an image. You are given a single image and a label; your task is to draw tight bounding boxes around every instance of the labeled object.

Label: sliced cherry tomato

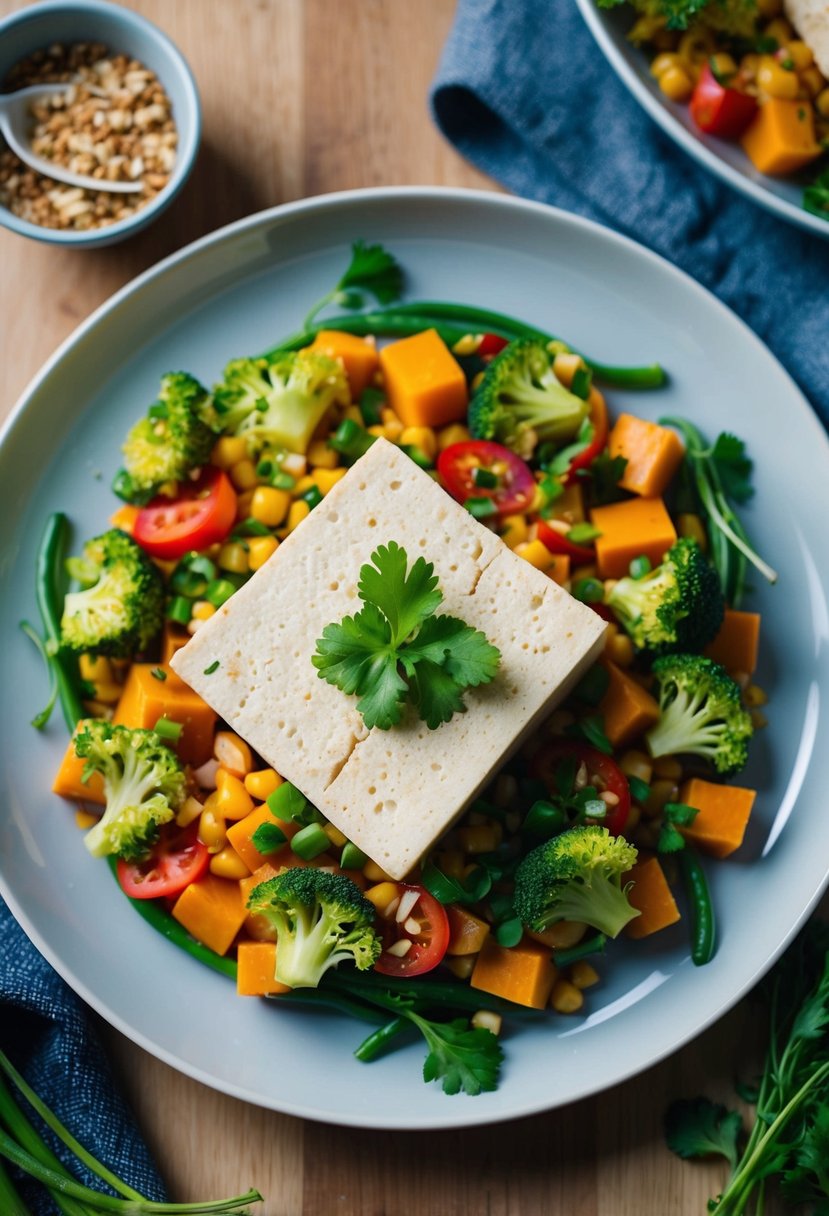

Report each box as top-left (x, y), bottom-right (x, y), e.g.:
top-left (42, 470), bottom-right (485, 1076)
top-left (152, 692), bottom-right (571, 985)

top-left (374, 883), bottom-right (450, 977)
top-left (536, 519), bottom-right (595, 565)
top-left (532, 741), bottom-right (631, 836)
top-left (116, 821), bottom-right (209, 900)
top-left (477, 332), bottom-right (509, 357)
top-left (564, 390), bottom-right (608, 485)
top-left (133, 467), bottom-right (236, 560)
top-left (438, 440), bottom-right (536, 517)
top-left (689, 64), bottom-right (758, 139)
top-left (587, 601), bottom-right (614, 622)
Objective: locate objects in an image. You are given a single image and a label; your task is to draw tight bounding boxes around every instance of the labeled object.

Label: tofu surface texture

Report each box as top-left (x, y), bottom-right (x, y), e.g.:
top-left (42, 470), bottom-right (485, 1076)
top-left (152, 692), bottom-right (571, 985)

top-left (171, 439), bottom-right (607, 879)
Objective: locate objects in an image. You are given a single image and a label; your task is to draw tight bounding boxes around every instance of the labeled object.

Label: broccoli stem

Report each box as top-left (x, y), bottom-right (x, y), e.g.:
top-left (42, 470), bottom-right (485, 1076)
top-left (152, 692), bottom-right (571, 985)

top-left (33, 513), bottom-right (87, 730)
top-left (265, 306), bottom-right (666, 390)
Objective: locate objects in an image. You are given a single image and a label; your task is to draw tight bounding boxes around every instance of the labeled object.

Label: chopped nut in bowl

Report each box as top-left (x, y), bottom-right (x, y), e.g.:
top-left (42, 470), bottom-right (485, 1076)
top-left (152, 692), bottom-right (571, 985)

top-left (0, 0), bottom-right (200, 246)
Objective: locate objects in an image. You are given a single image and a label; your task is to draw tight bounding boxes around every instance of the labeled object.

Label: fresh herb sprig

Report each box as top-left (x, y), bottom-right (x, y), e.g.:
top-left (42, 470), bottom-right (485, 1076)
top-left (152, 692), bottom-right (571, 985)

top-left (665, 920), bottom-right (829, 1212)
top-left (303, 240), bottom-right (405, 330)
top-left (313, 541), bottom-right (500, 730)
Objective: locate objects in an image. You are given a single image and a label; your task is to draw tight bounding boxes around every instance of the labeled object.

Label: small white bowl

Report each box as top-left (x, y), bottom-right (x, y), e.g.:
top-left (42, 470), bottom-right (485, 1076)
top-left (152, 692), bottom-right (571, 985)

top-left (0, 0), bottom-right (201, 246)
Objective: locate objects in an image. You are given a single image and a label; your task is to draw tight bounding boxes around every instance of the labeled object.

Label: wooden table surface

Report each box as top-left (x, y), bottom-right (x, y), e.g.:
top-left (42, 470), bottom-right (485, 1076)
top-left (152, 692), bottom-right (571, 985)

top-left (0, 2), bottom-right (804, 1213)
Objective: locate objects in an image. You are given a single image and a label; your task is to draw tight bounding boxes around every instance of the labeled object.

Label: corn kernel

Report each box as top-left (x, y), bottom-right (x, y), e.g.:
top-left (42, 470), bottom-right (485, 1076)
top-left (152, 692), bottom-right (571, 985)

top-left (452, 334), bottom-right (479, 357)
top-left (744, 683), bottom-right (768, 708)
top-left (659, 65), bottom-right (693, 101)
top-left (457, 822), bottom-right (503, 854)
top-left (786, 39), bottom-right (813, 70)
top-left (437, 423), bottom-right (471, 451)
top-left (109, 504), bottom-right (139, 534)
top-left (313, 467), bottom-right (347, 495)
top-left (209, 845), bottom-right (251, 880)
top-left (471, 1010), bottom-right (503, 1035)
top-left (176, 795), bottom-right (204, 828)
top-left (500, 514), bottom-right (528, 550)
top-left (198, 800), bottom-right (226, 853)
top-left (606, 632), bottom-right (635, 668)
top-left (552, 352), bottom-right (587, 387)
top-left (514, 539), bottom-right (556, 571)
top-left (213, 731), bottom-right (253, 776)
top-left (234, 489), bottom-right (254, 522)
top-left (678, 29), bottom-right (714, 63)
top-left (215, 768), bottom-right (255, 821)
top-left (364, 881), bottom-right (399, 914)
top-left (643, 778), bottom-right (680, 819)
top-left (757, 55), bottom-right (800, 98)
top-left (650, 51), bottom-right (683, 79)
top-left (79, 654), bottom-right (113, 682)
top-left (816, 86), bottom-right (829, 116)
top-left (244, 768), bottom-right (283, 801)
top-left (550, 978), bottom-right (584, 1014)
top-left (93, 681), bottom-right (122, 704)
top-left (192, 600), bottom-right (217, 621)
top-left (285, 500), bottom-right (310, 533)
top-left (247, 536), bottom-right (279, 570)
top-left (677, 513), bottom-right (707, 550)
top-left (528, 920), bottom-right (587, 950)
top-left (710, 52), bottom-right (737, 76)
top-left (307, 439), bottom-right (339, 469)
top-left (211, 436), bottom-right (247, 469)
top-left (250, 486), bottom-right (290, 527)
top-left (570, 961), bottom-right (600, 990)
top-left (75, 807), bottom-right (98, 830)
top-left (399, 426), bottom-right (437, 461)
top-left (217, 542), bottom-right (249, 575)
top-left (652, 755), bottom-right (683, 780)
top-left (445, 955), bottom-right (476, 980)
top-left (619, 749), bottom-right (653, 786)
top-left (764, 17), bottom-right (794, 44)
top-left (229, 459), bottom-right (259, 492)
top-left (801, 66), bottom-right (826, 97)
top-left (363, 859), bottom-right (394, 883)
top-left (344, 405), bottom-right (363, 425)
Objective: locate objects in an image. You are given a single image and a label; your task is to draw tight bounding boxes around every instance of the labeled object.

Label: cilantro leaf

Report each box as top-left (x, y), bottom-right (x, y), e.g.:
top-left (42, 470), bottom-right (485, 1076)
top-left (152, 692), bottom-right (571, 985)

top-left (337, 240), bottom-right (404, 306)
top-left (665, 1098), bottom-right (742, 1169)
top-left (251, 822), bottom-right (287, 855)
top-left (313, 541), bottom-right (500, 731)
top-left (415, 1014), bottom-right (503, 1096)
top-left (710, 433), bottom-right (754, 504)
top-left (657, 822), bottom-right (687, 854)
top-left (803, 169), bottom-right (829, 221)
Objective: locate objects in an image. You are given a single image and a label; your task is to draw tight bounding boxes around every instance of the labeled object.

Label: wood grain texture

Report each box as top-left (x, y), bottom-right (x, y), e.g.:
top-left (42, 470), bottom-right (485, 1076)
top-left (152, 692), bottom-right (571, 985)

top-left (0, 2), bottom-right (805, 1213)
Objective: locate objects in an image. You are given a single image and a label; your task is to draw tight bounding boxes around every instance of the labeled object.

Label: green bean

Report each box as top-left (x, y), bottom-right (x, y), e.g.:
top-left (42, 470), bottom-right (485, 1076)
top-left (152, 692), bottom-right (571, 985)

top-left (33, 513), bottom-right (86, 730)
top-left (679, 848), bottom-right (716, 965)
top-left (268, 312), bottom-right (469, 357)
top-left (553, 932), bottom-right (607, 967)
top-left (353, 1017), bottom-right (411, 1062)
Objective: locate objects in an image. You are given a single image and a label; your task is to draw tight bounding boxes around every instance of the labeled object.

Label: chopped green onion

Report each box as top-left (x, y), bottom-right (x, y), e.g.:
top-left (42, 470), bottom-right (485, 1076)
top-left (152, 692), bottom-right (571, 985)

top-left (290, 822), bottom-right (330, 860)
top-left (398, 444), bottom-right (433, 470)
top-left (567, 523), bottom-right (601, 545)
top-left (523, 800), bottom-right (568, 838)
top-left (495, 916), bottom-right (524, 948)
top-left (548, 440), bottom-right (589, 477)
top-left (203, 660), bottom-right (220, 675)
top-left (359, 387), bottom-right (385, 427)
top-left (266, 781), bottom-right (307, 822)
top-left (572, 577), bottom-right (605, 603)
top-left (170, 554), bottom-right (218, 598)
top-left (271, 470), bottom-right (295, 490)
top-left (111, 468), bottom-right (152, 505)
top-left (234, 518), bottom-right (273, 538)
top-left (204, 578), bottom-right (237, 607)
top-left (472, 466), bottom-right (498, 489)
top-left (150, 667), bottom-right (167, 682)
top-left (465, 496), bottom-right (498, 520)
top-left (583, 798), bottom-right (607, 819)
top-left (166, 595), bottom-right (192, 625)
top-left (629, 555), bottom-right (652, 579)
top-left (300, 485), bottom-right (323, 511)
top-left (153, 716), bottom-right (183, 743)
top-left (627, 775), bottom-right (650, 803)
top-left (256, 459), bottom-right (273, 479)
top-left (329, 419), bottom-right (376, 462)
top-left (570, 366), bottom-right (593, 400)
top-left (341, 842), bottom-right (368, 870)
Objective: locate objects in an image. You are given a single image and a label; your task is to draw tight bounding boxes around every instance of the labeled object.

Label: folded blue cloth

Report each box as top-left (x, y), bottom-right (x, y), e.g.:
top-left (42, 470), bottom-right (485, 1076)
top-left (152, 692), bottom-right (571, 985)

top-left (0, 898), bottom-right (166, 1213)
top-left (431, 0), bottom-right (829, 429)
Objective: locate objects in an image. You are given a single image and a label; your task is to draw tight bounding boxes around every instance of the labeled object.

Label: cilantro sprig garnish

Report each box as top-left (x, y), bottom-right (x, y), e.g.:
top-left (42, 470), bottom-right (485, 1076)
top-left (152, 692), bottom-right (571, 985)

top-left (312, 541), bottom-right (500, 730)
top-left (303, 240), bottom-right (404, 330)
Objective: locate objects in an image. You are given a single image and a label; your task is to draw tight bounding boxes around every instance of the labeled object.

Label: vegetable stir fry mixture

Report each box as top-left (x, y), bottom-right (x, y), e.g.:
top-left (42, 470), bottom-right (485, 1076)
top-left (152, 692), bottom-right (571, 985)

top-left (30, 243), bottom-right (777, 1096)
top-left (597, 0), bottom-right (829, 221)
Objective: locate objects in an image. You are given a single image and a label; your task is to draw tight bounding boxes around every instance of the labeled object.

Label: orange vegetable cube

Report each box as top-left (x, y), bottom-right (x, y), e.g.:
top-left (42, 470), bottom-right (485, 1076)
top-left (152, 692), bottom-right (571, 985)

top-left (446, 905), bottom-right (491, 956)
top-left (742, 98), bottom-right (821, 175)
top-left (308, 330), bottom-right (379, 400)
top-left (160, 624), bottom-right (190, 665)
top-left (52, 728), bottom-right (106, 805)
top-left (113, 663), bottom-right (216, 766)
top-left (547, 554), bottom-right (570, 586)
top-left (590, 496), bottom-right (677, 579)
top-left (236, 941), bottom-right (290, 996)
top-left (470, 936), bottom-right (556, 1009)
top-left (379, 329), bottom-right (468, 428)
top-left (599, 661), bottom-right (660, 748)
top-left (172, 873), bottom-right (247, 955)
top-left (678, 777), bottom-right (756, 859)
top-left (609, 413), bottom-right (685, 498)
top-left (704, 610), bottom-right (761, 676)
top-left (624, 856), bottom-right (679, 939)
top-left (226, 805), bottom-right (299, 872)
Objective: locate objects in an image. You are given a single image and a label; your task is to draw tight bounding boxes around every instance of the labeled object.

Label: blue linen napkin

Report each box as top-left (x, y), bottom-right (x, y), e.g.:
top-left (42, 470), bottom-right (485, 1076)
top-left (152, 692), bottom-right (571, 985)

top-left (0, 898), bottom-right (166, 1213)
top-left (431, 0), bottom-right (829, 429)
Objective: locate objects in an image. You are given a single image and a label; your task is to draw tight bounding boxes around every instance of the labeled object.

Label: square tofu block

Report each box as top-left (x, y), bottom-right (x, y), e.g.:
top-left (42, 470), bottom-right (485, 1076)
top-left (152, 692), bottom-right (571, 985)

top-left (172, 439), bottom-right (607, 879)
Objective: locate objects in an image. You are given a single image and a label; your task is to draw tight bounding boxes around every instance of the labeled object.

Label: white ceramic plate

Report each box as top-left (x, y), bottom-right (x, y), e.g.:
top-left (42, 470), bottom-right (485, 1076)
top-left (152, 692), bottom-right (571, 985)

top-left (1, 188), bottom-right (828, 1130)
top-left (575, 0), bottom-right (829, 240)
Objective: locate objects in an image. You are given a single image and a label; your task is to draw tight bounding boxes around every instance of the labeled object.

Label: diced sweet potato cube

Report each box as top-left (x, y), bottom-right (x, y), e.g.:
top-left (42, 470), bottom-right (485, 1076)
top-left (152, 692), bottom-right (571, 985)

top-left (160, 624), bottom-right (190, 665)
top-left (742, 98), bottom-right (821, 176)
top-left (591, 496), bottom-right (677, 579)
top-left (172, 873), bottom-right (247, 955)
top-left (52, 729), bottom-right (105, 804)
top-left (704, 610), bottom-right (761, 677)
top-left (624, 856), bottom-right (680, 939)
top-left (470, 936), bottom-right (556, 1009)
top-left (599, 661), bottom-right (660, 748)
top-left (678, 777), bottom-right (756, 859)
top-left (226, 805), bottom-right (299, 872)
top-left (236, 941), bottom-right (290, 996)
top-left (113, 663), bottom-right (216, 766)
top-left (379, 329), bottom-right (468, 428)
top-left (446, 905), bottom-right (491, 956)
top-left (308, 330), bottom-right (379, 400)
top-left (547, 554), bottom-right (570, 586)
top-left (609, 413), bottom-right (685, 498)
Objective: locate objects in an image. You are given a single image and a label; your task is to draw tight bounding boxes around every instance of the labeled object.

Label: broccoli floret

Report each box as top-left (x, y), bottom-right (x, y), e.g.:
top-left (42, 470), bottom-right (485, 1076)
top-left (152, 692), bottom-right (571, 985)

top-left (605, 538), bottom-right (724, 655)
top-left (61, 529), bottom-right (164, 658)
top-left (213, 351), bottom-right (349, 455)
top-left (246, 867), bottom-right (381, 989)
top-left (74, 720), bottom-right (186, 859)
top-left (513, 826), bottom-right (640, 939)
top-left (468, 338), bottom-right (589, 459)
top-left (121, 372), bottom-right (217, 495)
top-left (645, 654), bottom-right (754, 776)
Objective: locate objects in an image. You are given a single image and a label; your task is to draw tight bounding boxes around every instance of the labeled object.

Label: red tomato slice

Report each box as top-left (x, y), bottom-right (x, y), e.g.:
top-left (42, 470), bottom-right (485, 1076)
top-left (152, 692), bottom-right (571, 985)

top-left (536, 519), bottom-right (595, 565)
top-left (374, 884), bottom-right (450, 977)
top-left (133, 467), bottom-right (237, 560)
top-left (477, 332), bottom-right (509, 357)
top-left (564, 390), bottom-right (608, 485)
top-left (116, 822), bottom-right (209, 900)
top-left (438, 440), bottom-right (536, 517)
top-left (532, 741), bottom-right (631, 836)
top-left (689, 64), bottom-right (757, 139)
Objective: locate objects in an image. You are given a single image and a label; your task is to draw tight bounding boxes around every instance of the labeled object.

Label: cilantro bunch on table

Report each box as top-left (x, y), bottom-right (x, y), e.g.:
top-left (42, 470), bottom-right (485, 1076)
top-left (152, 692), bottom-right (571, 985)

top-left (313, 541), bottom-right (500, 729)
